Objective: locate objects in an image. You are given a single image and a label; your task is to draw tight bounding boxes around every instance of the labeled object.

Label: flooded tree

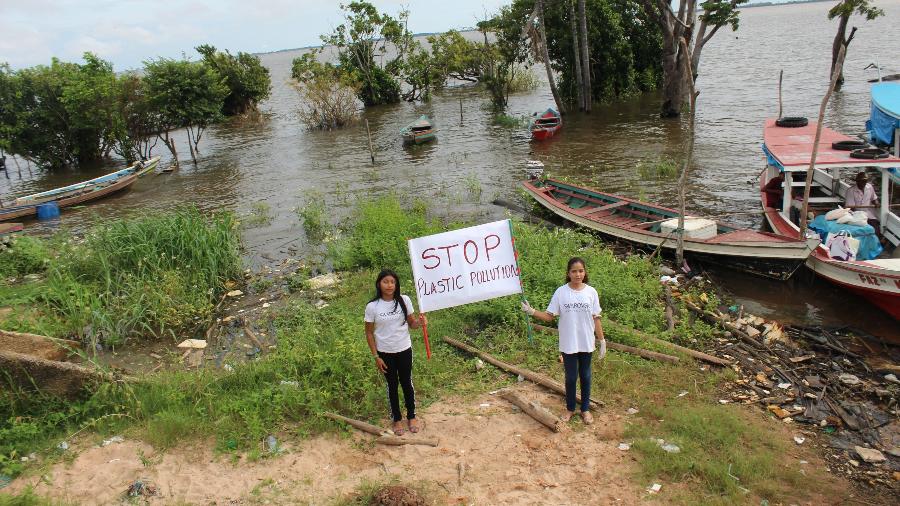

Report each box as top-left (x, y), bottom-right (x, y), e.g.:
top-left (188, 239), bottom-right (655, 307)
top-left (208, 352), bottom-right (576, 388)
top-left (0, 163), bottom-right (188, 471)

top-left (641, 0), bottom-right (746, 117)
top-left (0, 54), bottom-right (119, 170)
top-left (196, 45), bottom-right (272, 116)
top-left (291, 54), bottom-right (360, 130)
top-left (111, 73), bottom-right (160, 163)
top-left (143, 58), bottom-right (227, 166)
top-left (827, 1), bottom-right (883, 90)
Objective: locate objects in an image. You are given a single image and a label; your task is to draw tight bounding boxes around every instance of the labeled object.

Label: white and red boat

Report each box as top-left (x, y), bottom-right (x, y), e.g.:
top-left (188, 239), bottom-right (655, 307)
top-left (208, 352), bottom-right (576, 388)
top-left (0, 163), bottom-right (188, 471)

top-left (760, 118), bottom-right (900, 321)
top-left (529, 108), bottom-right (562, 141)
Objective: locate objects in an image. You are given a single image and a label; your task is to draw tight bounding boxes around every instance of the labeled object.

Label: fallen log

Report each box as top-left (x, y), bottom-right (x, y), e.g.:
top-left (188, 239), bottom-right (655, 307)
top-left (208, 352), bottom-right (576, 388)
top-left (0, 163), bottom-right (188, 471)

top-left (376, 435), bottom-right (439, 447)
top-left (0, 350), bottom-right (128, 397)
top-left (603, 320), bottom-right (730, 366)
top-left (0, 329), bottom-right (80, 361)
top-left (324, 412), bottom-right (388, 436)
top-left (499, 390), bottom-right (563, 432)
top-left (682, 300), bottom-right (765, 349)
top-left (664, 285), bottom-right (676, 332)
top-left (243, 322), bottom-right (265, 353)
top-left (532, 324), bottom-right (679, 364)
top-left (441, 336), bottom-right (601, 407)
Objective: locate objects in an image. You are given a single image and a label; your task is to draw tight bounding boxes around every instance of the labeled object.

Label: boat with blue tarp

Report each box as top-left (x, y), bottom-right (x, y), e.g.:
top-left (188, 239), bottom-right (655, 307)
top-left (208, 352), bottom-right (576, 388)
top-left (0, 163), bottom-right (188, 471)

top-left (867, 82), bottom-right (900, 156)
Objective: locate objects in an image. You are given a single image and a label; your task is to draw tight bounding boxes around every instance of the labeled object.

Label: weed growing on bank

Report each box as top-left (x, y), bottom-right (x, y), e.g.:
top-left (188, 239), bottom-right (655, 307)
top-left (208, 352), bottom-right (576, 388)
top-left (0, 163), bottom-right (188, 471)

top-left (0, 207), bottom-right (242, 346)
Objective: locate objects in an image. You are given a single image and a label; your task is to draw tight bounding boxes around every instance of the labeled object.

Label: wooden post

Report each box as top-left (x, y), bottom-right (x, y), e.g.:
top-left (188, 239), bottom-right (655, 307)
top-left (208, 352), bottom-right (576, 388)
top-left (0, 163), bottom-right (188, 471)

top-left (441, 336), bottom-right (601, 407)
top-left (499, 390), bottom-right (563, 432)
top-left (365, 119), bottom-right (375, 165)
top-left (532, 324), bottom-right (680, 364)
top-left (459, 98), bottom-right (463, 124)
top-left (800, 45), bottom-right (846, 236)
top-left (568, 0), bottom-right (584, 111)
top-left (324, 411), bottom-right (389, 436)
top-left (777, 69), bottom-right (783, 120)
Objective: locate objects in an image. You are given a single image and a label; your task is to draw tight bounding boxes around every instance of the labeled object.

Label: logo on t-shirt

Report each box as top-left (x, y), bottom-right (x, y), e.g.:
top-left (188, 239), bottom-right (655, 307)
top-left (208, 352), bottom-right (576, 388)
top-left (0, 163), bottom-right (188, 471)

top-left (563, 302), bottom-right (592, 312)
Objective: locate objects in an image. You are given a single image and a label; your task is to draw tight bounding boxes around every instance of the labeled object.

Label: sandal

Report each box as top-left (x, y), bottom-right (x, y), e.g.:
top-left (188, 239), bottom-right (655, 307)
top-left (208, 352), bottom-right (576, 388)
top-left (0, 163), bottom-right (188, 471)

top-left (560, 411), bottom-right (575, 422)
top-left (408, 418), bottom-right (420, 434)
top-left (392, 421), bottom-right (405, 436)
top-left (581, 411), bottom-right (594, 425)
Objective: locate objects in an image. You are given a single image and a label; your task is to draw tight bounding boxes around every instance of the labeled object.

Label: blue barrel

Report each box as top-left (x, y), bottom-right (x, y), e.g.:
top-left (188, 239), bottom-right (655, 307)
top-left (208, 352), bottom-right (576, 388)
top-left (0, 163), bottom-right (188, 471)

top-left (36, 202), bottom-right (60, 220)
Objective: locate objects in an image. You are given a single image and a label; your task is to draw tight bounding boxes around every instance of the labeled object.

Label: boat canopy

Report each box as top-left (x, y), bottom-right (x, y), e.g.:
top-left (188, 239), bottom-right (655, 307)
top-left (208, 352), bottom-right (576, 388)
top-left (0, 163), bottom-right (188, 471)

top-left (867, 82), bottom-right (900, 147)
top-left (762, 118), bottom-right (900, 172)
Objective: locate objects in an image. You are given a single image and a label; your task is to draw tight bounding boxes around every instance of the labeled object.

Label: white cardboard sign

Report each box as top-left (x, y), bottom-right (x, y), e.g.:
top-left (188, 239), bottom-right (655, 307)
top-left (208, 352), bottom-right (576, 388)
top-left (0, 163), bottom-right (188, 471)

top-left (408, 219), bottom-right (522, 312)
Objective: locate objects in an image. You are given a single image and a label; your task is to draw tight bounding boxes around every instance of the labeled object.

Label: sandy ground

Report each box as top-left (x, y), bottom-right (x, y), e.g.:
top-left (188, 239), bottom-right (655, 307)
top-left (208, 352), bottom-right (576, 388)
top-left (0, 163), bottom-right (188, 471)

top-left (6, 384), bottom-right (645, 505)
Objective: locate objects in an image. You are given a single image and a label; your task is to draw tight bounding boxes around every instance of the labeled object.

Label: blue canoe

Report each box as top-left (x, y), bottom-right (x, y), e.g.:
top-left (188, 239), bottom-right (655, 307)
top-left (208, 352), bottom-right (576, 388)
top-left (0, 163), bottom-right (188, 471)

top-left (868, 82), bottom-right (900, 151)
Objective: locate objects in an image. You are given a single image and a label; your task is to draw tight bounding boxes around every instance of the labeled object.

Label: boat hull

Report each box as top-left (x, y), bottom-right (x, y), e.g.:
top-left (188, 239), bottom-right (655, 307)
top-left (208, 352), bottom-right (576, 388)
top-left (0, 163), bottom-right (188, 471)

top-left (524, 179), bottom-right (816, 280)
top-left (531, 125), bottom-right (560, 141)
top-left (0, 223), bottom-right (23, 235)
top-left (402, 132), bottom-right (436, 145)
top-left (0, 173), bottom-right (138, 222)
top-left (760, 169), bottom-right (900, 321)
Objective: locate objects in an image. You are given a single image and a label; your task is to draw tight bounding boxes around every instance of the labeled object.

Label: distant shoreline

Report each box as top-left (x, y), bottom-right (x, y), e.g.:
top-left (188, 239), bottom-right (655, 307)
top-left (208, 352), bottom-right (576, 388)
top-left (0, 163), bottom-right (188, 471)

top-left (259, 0), bottom-right (835, 57)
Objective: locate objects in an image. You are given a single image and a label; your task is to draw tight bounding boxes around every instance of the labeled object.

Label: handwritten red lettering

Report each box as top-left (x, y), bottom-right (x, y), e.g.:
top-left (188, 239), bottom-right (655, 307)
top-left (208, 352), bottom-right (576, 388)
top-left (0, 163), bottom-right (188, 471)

top-left (484, 234), bottom-right (500, 261)
top-left (463, 240), bottom-right (478, 264)
top-left (436, 244), bottom-right (459, 267)
top-left (421, 248), bottom-right (440, 270)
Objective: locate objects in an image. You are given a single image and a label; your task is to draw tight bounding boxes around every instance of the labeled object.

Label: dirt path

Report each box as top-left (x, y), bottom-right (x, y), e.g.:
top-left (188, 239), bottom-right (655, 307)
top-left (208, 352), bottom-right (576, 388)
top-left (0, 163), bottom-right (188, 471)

top-left (7, 384), bottom-right (643, 505)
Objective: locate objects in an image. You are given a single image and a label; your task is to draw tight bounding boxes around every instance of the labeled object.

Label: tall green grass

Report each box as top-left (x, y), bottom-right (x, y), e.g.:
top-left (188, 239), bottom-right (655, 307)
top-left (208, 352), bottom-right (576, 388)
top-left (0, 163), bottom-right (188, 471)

top-left (0, 207), bottom-right (242, 346)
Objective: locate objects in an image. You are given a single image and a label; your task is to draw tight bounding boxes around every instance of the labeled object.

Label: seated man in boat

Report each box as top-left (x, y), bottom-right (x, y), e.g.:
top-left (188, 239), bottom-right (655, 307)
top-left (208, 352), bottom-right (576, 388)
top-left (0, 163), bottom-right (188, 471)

top-left (764, 172), bottom-right (785, 209)
top-left (845, 172), bottom-right (880, 229)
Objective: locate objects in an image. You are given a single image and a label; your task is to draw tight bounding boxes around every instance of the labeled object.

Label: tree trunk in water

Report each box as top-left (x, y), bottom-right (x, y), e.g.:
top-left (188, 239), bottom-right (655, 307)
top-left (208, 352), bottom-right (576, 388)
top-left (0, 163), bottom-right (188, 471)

top-left (831, 14), bottom-right (849, 90)
top-left (537, 0), bottom-right (565, 114)
top-left (675, 39), bottom-right (698, 266)
top-left (578, 0), bottom-right (591, 112)
top-left (660, 35), bottom-right (683, 118)
top-left (569, 0), bottom-right (584, 111)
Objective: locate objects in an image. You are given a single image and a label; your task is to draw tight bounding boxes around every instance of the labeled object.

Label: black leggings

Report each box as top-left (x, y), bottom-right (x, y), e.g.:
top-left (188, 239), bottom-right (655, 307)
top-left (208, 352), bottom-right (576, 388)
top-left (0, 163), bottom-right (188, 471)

top-left (379, 347), bottom-right (416, 422)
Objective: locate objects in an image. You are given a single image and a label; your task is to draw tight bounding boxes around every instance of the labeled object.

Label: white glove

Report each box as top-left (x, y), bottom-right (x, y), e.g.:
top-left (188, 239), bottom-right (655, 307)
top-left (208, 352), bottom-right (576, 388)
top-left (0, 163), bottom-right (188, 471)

top-left (521, 300), bottom-right (536, 316)
top-left (597, 339), bottom-right (607, 360)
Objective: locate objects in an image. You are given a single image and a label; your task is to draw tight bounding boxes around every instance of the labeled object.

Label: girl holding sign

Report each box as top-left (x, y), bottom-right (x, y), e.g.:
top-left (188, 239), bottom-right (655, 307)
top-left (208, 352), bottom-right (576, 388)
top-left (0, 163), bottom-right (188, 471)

top-left (521, 257), bottom-right (606, 424)
top-left (364, 269), bottom-right (427, 435)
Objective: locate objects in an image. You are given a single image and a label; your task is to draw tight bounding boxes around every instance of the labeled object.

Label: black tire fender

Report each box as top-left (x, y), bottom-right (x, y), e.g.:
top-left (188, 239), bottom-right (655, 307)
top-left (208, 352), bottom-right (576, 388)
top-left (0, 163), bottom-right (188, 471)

top-left (831, 140), bottom-right (868, 151)
top-left (775, 116), bottom-right (808, 128)
top-left (849, 148), bottom-right (890, 160)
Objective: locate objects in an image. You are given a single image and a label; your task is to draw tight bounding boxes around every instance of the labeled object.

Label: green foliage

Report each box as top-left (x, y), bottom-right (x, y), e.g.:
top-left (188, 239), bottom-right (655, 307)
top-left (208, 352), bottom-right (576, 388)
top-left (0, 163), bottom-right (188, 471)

top-left (493, 113), bottom-right (527, 128)
top-left (827, 0), bottom-right (884, 21)
top-left (637, 156), bottom-right (678, 180)
top-left (196, 44), bottom-right (272, 116)
top-left (110, 72), bottom-right (159, 163)
top-left (0, 208), bottom-right (241, 346)
top-left (0, 53), bottom-right (119, 169)
top-left (297, 192), bottom-right (328, 243)
top-left (0, 236), bottom-right (50, 278)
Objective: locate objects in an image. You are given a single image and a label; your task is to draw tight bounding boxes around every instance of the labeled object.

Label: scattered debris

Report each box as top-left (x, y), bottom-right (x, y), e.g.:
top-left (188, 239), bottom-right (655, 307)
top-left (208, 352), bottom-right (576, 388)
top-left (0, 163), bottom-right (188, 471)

top-left (101, 435), bottom-right (124, 447)
top-left (646, 483), bottom-right (662, 494)
top-left (677, 390), bottom-right (689, 397)
top-left (793, 436), bottom-right (805, 445)
top-left (126, 480), bottom-right (157, 498)
top-left (839, 373), bottom-right (861, 386)
top-left (475, 358), bottom-right (485, 370)
top-left (226, 290), bottom-right (244, 297)
top-left (626, 407), bottom-right (639, 415)
top-left (57, 441), bottom-right (68, 451)
top-left (176, 339), bottom-right (207, 349)
top-left (306, 273), bottom-right (339, 290)
top-left (617, 443), bottom-right (631, 451)
top-left (854, 446), bottom-right (886, 463)
top-left (265, 435), bottom-right (278, 453)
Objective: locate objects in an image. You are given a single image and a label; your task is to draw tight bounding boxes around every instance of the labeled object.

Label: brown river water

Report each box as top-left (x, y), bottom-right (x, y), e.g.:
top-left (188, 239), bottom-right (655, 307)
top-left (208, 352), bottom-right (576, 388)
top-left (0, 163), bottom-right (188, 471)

top-left (2, 2), bottom-right (898, 338)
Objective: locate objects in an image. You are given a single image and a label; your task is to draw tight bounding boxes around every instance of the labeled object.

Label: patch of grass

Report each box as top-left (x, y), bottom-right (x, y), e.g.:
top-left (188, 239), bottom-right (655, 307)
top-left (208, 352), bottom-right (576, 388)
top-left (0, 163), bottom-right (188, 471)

top-left (250, 277), bottom-right (274, 293)
top-left (462, 173), bottom-right (483, 202)
top-left (0, 487), bottom-right (72, 506)
top-left (508, 65), bottom-right (539, 93)
top-left (297, 191), bottom-right (327, 242)
top-left (240, 202), bottom-right (274, 228)
top-left (0, 235), bottom-right (51, 278)
top-left (637, 157), bottom-right (679, 180)
top-left (493, 113), bottom-right (526, 129)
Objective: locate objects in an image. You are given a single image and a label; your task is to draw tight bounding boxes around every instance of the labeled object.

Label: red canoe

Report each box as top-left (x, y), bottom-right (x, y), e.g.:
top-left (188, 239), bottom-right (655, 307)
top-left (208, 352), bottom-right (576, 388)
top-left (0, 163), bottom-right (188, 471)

top-left (530, 108), bottom-right (562, 141)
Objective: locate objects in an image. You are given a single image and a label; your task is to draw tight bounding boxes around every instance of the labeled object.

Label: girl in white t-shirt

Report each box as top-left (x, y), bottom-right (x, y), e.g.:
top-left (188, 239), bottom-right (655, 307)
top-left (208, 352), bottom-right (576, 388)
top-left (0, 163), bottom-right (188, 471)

top-left (521, 257), bottom-right (606, 424)
top-left (364, 269), bottom-right (427, 435)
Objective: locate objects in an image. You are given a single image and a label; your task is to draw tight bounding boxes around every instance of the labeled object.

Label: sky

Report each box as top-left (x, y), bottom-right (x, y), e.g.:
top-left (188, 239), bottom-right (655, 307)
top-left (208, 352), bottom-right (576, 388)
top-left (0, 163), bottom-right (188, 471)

top-left (0, 0), bottom-right (509, 71)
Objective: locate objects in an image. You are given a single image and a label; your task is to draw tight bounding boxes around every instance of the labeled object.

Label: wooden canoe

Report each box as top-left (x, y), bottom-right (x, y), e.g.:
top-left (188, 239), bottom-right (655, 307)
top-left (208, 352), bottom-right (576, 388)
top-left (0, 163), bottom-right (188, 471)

top-left (14, 156), bottom-right (159, 206)
top-left (530, 108), bottom-right (562, 141)
top-left (401, 115), bottom-right (436, 145)
top-left (523, 177), bottom-right (819, 280)
top-left (0, 173), bottom-right (138, 222)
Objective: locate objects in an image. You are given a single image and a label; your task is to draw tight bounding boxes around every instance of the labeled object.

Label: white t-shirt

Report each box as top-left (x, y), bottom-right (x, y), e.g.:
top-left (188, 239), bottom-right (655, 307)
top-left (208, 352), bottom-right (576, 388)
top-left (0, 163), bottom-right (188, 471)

top-left (364, 295), bottom-right (414, 353)
top-left (546, 284), bottom-right (602, 354)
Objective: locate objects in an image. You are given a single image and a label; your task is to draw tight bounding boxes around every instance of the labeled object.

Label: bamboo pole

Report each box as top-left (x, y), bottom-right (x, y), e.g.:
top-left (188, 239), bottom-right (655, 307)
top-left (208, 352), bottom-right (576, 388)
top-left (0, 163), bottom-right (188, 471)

top-left (459, 98), bottom-right (463, 123)
top-left (376, 435), bottom-right (439, 447)
top-left (799, 44), bottom-right (846, 236)
top-left (323, 411), bottom-right (389, 436)
top-left (603, 320), bottom-right (731, 367)
top-left (365, 119), bottom-right (375, 165)
top-left (532, 324), bottom-right (679, 364)
top-left (499, 390), bottom-right (563, 432)
top-left (681, 299), bottom-right (765, 349)
top-left (777, 69), bottom-right (783, 120)
top-left (441, 336), bottom-right (601, 407)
